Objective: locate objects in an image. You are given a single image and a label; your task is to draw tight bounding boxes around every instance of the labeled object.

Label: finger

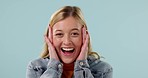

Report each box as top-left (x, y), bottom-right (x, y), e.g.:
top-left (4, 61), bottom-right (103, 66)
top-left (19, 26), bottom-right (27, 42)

top-left (44, 35), bottom-right (53, 47)
top-left (44, 35), bottom-right (50, 46)
top-left (45, 34), bottom-right (59, 60)
top-left (83, 33), bottom-right (89, 51)
top-left (48, 25), bottom-right (53, 43)
top-left (82, 27), bottom-right (87, 44)
top-left (45, 35), bottom-right (56, 56)
top-left (77, 33), bottom-right (89, 60)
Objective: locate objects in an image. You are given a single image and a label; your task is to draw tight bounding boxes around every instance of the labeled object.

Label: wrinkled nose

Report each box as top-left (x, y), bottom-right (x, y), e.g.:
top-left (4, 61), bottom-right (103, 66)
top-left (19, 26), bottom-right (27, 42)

top-left (63, 36), bottom-right (72, 46)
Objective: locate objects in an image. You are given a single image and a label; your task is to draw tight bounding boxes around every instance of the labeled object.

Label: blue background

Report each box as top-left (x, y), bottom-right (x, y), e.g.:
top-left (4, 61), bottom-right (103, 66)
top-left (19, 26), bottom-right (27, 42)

top-left (0, 0), bottom-right (148, 78)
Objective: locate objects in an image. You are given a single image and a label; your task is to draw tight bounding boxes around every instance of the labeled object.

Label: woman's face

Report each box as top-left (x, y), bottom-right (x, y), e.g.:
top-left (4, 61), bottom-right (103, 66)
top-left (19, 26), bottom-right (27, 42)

top-left (52, 16), bottom-right (83, 64)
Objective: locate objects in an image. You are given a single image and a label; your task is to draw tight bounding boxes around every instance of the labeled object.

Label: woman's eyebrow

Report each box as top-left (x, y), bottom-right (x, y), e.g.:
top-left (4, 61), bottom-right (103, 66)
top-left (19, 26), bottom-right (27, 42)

top-left (71, 28), bottom-right (80, 31)
top-left (53, 28), bottom-right (80, 32)
top-left (54, 29), bottom-right (62, 32)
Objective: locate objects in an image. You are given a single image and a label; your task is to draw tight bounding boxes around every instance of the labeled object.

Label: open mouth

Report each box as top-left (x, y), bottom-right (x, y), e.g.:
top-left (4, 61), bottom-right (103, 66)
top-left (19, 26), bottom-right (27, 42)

top-left (61, 47), bottom-right (75, 54)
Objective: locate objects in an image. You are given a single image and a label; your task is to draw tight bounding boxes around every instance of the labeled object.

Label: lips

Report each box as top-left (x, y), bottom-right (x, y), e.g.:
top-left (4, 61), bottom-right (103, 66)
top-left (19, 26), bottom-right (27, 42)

top-left (61, 47), bottom-right (74, 53)
top-left (61, 47), bottom-right (75, 55)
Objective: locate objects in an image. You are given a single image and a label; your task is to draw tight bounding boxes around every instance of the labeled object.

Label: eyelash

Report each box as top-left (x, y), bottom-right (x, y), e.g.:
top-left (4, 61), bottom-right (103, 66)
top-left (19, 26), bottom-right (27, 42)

top-left (55, 32), bottom-right (79, 38)
top-left (71, 32), bottom-right (79, 36)
top-left (55, 33), bottom-right (63, 37)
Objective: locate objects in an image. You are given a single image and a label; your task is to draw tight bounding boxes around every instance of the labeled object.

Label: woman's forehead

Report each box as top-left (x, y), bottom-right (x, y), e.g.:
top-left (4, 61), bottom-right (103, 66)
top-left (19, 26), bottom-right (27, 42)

top-left (52, 25), bottom-right (82, 33)
top-left (52, 17), bottom-right (82, 30)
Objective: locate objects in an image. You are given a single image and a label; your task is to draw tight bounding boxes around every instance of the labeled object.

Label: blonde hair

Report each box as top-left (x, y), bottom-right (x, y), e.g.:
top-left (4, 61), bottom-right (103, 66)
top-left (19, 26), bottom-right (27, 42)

top-left (40, 6), bottom-right (100, 59)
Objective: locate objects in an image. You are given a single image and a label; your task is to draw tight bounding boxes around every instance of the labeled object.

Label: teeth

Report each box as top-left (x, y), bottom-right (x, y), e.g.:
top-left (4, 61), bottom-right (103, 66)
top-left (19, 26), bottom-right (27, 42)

top-left (62, 48), bottom-right (74, 51)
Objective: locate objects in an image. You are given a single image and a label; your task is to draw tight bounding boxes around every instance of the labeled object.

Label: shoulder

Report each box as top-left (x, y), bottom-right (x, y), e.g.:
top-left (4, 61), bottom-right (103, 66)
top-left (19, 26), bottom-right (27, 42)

top-left (88, 56), bottom-right (113, 73)
top-left (91, 60), bottom-right (112, 72)
top-left (27, 57), bottom-right (49, 70)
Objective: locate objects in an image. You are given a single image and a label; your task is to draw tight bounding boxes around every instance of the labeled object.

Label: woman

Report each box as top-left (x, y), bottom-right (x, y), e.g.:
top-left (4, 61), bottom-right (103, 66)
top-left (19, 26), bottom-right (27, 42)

top-left (26, 6), bottom-right (113, 78)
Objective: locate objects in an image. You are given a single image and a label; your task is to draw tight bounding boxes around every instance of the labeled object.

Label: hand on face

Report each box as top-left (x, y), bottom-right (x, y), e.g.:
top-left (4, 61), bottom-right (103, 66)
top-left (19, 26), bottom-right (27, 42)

top-left (44, 26), bottom-right (59, 60)
top-left (45, 25), bottom-right (89, 62)
top-left (76, 27), bottom-right (89, 60)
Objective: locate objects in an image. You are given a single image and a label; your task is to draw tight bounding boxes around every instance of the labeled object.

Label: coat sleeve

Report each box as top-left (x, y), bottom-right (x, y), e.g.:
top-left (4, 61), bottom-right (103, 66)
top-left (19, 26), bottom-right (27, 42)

top-left (74, 59), bottom-right (113, 78)
top-left (26, 58), bottom-right (63, 78)
top-left (26, 61), bottom-right (38, 78)
top-left (90, 59), bottom-right (113, 78)
top-left (102, 67), bottom-right (113, 78)
top-left (74, 60), bottom-right (94, 78)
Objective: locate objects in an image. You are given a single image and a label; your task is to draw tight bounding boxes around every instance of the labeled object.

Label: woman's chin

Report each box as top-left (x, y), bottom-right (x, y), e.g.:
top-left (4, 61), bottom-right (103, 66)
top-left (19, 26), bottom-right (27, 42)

top-left (61, 58), bottom-right (75, 64)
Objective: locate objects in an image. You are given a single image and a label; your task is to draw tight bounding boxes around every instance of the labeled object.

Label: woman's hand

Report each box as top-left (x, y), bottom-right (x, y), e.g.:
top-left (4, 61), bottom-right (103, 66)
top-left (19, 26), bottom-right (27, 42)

top-left (76, 27), bottom-right (89, 60)
top-left (44, 26), bottom-right (59, 60)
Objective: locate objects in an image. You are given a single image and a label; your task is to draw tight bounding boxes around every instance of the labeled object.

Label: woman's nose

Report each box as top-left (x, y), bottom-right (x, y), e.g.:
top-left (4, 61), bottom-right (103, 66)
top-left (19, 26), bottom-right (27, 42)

top-left (63, 36), bottom-right (72, 45)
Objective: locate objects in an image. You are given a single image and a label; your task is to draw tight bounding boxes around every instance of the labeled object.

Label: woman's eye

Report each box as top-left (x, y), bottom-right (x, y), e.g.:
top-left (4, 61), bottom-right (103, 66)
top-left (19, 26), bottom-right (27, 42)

top-left (71, 32), bottom-right (79, 37)
top-left (55, 33), bottom-right (63, 37)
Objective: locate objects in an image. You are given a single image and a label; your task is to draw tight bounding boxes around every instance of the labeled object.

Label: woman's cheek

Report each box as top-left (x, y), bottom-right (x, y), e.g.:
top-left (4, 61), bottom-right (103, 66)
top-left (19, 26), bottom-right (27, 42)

top-left (74, 38), bottom-right (82, 47)
top-left (53, 38), bottom-right (60, 46)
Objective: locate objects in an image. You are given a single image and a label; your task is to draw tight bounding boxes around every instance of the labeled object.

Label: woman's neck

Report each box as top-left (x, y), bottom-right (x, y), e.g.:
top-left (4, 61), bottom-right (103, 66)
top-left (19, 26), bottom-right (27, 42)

top-left (63, 62), bottom-right (74, 71)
